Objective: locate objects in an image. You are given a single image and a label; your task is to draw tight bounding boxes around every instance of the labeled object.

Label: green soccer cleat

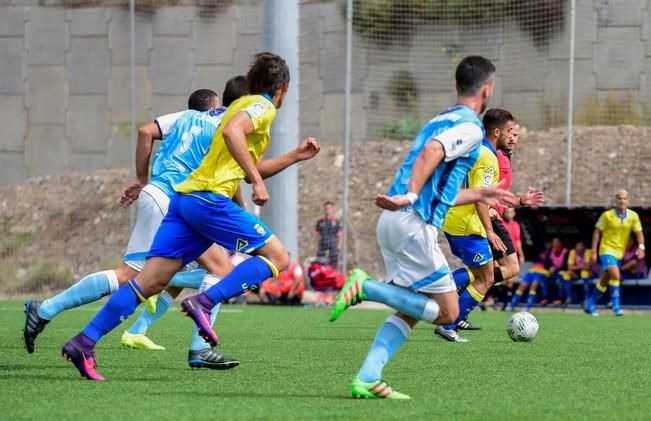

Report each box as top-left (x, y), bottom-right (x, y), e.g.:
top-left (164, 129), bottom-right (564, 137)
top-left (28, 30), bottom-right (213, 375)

top-left (120, 331), bottom-right (166, 350)
top-left (329, 268), bottom-right (369, 322)
top-left (146, 294), bottom-right (159, 315)
top-left (350, 377), bottom-right (410, 400)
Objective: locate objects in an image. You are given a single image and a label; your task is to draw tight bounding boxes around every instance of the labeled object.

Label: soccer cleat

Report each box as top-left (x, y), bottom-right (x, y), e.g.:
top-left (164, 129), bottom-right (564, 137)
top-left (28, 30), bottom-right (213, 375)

top-left (188, 348), bottom-right (240, 370)
top-left (329, 268), bottom-right (368, 322)
top-left (61, 335), bottom-right (104, 381)
top-left (23, 300), bottom-right (49, 354)
top-left (434, 326), bottom-right (469, 343)
top-left (350, 377), bottom-right (410, 400)
top-left (120, 331), bottom-right (165, 350)
top-left (584, 305), bottom-right (599, 317)
top-left (145, 294), bottom-right (159, 314)
top-left (613, 308), bottom-right (624, 317)
top-left (180, 295), bottom-right (219, 347)
top-left (457, 319), bottom-right (481, 330)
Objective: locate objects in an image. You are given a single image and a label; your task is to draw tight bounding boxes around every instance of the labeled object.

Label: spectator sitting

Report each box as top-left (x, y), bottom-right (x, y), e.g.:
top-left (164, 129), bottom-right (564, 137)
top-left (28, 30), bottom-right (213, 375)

top-left (315, 201), bottom-right (342, 267)
top-left (547, 238), bottom-right (569, 305)
top-left (621, 237), bottom-right (648, 280)
top-left (259, 258), bottom-right (305, 305)
top-left (509, 241), bottom-right (552, 311)
top-left (562, 241), bottom-right (594, 305)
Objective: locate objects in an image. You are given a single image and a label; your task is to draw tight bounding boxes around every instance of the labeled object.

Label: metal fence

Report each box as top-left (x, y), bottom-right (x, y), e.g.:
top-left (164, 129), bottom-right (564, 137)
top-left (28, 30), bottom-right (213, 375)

top-left (1, 0), bottom-right (650, 294)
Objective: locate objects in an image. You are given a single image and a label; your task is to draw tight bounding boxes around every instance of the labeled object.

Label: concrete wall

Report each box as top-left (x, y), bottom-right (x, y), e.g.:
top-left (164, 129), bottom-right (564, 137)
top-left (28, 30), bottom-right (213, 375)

top-left (1, 0), bottom-right (650, 187)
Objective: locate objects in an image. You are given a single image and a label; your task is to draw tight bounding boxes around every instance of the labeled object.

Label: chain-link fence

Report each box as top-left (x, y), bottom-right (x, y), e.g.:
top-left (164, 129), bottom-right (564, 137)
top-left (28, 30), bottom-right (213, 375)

top-left (1, 0), bottom-right (650, 294)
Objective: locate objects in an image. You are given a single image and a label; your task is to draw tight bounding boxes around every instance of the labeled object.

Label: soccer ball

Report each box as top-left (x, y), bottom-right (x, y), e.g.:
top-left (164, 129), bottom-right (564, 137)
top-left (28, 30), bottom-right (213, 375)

top-left (506, 312), bottom-right (539, 342)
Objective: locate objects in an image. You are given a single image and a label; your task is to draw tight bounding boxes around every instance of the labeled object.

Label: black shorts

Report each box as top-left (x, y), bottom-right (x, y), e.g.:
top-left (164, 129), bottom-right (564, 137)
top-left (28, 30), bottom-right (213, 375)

top-left (491, 218), bottom-right (516, 260)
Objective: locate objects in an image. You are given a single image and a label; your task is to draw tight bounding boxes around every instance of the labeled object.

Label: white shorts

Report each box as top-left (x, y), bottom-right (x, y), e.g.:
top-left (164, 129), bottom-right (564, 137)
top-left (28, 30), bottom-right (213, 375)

top-left (123, 184), bottom-right (170, 272)
top-left (376, 209), bottom-right (455, 295)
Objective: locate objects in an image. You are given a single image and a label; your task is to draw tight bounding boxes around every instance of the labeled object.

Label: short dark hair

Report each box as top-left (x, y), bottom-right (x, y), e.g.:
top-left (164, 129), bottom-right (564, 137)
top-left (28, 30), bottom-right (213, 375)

top-left (455, 56), bottom-right (496, 97)
top-left (188, 89), bottom-right (219, 111)
top-left (247, 52), bottom-right (290, 96)
top-left (222, 76), bottom-right (249, 107)
top-left (324, 201), bottom-right (334, 207)
top-left (482, 108), bottom-right (515, 133)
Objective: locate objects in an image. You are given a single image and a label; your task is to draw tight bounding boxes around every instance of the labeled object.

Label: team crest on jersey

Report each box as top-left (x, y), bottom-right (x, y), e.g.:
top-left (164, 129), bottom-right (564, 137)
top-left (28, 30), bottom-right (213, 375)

top-left (254, 224), bottom-right (267, 236)
top-left (236, 238), bottom-right (249, 252)
top-left (473, 253), bottom-right (484, 263)
top-left (247, 102), bottom-right (269, 118)
top-left (482, 167), bottom-right (496, 186)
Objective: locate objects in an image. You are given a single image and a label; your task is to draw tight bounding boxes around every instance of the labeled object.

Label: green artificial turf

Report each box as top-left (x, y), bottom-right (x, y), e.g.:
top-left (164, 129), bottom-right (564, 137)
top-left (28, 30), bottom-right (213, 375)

top-left (2, 301), bottom-right (650, 420)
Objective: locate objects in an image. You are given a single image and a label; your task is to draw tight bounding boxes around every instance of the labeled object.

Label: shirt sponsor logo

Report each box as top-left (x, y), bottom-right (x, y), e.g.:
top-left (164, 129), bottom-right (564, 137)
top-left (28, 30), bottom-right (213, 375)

top-left (473, 253), bottom-right (484, 263)
top-left (247, 102), bottom-right (268, 118)
top-left (236, 238), bottom-right (249, 252)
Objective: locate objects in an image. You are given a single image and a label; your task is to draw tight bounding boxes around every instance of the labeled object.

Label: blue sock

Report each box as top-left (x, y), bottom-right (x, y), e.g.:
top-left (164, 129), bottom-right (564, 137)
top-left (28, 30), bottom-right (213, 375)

top-left (582, 279), bottom-right (591, 303)
top-left (190, 274), bottom-right (222, 351)
top-left (511, 290), bottom-right (524, 308)
top-left (443, 285), bottom-right (484, 330)
top-left (589, 283), bottom-right (607, 309)
top-left (609, 281), bottom-right (621, 310)
top-left (38, 270), bottom-right (119, 320)
top-left (358, 315), bottom-right (411, 383)
top-left (203, 256), bottom-right (273, 304)
top-left (525, 290), bottom-right (537, 310)
top-left (540, 279), bottom-right (550, 299)
top-left (452, 267), bottom-right (473, 291)
top-left (363, 279), bottom-right (440, 323)
top-left (127, 290), bottom-right (173, 335)
top-left (82, 279), bottom-right (144, 343)
top-left (169, 269), bottom-right (207, 289)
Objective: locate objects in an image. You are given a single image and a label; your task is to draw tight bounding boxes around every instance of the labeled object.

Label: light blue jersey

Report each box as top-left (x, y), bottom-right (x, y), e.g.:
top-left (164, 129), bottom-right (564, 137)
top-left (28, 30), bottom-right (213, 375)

top-left (387, 104), bottom-right (484, 228)
top-left (150, 108), bottom-right (226, 197)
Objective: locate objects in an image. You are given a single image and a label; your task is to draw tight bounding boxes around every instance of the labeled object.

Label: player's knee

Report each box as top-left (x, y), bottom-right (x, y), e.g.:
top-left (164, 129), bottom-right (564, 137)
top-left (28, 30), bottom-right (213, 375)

top-left (115, 264), bottom-right (138, 285)
top-left (501, 262), bottom-right (519, 280)
top-left (436, 302), bottom-right (459, 325)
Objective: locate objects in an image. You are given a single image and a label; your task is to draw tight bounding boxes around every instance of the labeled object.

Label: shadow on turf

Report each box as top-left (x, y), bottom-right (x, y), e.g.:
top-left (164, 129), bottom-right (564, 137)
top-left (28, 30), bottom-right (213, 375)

top-left (156, 390), bottom-right (351, 401)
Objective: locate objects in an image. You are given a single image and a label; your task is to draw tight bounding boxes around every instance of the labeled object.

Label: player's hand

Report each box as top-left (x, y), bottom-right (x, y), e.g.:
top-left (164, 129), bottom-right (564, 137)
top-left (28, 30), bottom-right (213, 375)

top-left (520, 187), bottom-right (544, 207)
top-left (252, 180), bottom-right (269, 206)
top-left (488, 207), bottom-right (500, 220)
top-left (487, 230), bottom-right (507, 253)
top-left (478, 180), bottom-right (518, 208)
top-left (119, 179), bottom-right (146, 208)
top-left (590, 251), bottom-right (598, 265)
top-left (294, 137), bottom-right (320, 161)
top-left (636, 248), bottom-right (645, 260)
top-left (375, 194), bottom-right (411, 211)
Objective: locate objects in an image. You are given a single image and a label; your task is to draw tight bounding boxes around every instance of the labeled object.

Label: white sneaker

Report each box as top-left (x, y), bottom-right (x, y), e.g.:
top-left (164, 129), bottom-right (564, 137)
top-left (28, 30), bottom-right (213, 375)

top-left (434, 326), bottom-right (469, 343)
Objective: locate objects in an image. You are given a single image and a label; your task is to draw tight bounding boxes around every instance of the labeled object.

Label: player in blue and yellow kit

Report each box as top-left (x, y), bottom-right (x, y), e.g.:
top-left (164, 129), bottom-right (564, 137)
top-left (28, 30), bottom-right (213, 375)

top-left (60, 53), bottom-right (321, 380)
top-left (586, 190), bottom-right (645, 316)
top-left (434, 119), bottom-right (500, 342)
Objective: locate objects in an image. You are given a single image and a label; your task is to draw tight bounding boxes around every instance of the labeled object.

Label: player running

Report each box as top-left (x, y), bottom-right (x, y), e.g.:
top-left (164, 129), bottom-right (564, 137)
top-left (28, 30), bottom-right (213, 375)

top-left (585, 190), bottom-right (645, 316)
top-left (329, 56), bottom-right (518, 399)
top-left (60, 52), bottom-right (321, 381)
top-left (25, 82), bottom-right (256, 369)
top-left (435, 109), bottom-right (543, 341)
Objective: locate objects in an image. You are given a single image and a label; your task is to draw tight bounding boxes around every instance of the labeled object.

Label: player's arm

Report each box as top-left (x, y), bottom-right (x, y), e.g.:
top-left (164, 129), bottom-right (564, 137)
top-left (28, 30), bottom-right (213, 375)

top-left (516, 238), bottom-right (525, 264)
top-left (590, 227), bottom-right (601, 265)
top-left (473, 160), bottom-right (506, 252)
top-left (245, 137), bottom-right (320, 182)
top-left (222, 111), bottom-right (268, 206)
top-left (634, 215), bottom-right (645, 260)
top-left (454, 180), bottom-right (518, 208)
top-left (118, 122), bottom-right (161, 208)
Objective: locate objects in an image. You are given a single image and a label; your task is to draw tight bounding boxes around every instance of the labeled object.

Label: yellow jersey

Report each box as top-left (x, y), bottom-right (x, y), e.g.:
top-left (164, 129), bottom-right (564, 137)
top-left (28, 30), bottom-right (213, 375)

top-left (175, 94), bottom-right (276, 198)
top-left (595, 208), bottom-right (642, 259)
top-left (443, 140), bottom-right (498, 237)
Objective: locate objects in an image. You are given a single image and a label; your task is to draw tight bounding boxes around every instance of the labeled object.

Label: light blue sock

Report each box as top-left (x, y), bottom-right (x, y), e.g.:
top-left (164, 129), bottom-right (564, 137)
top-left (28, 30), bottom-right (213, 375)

top-left (358, 315), bottom-right (411, 383)
top-left (443, 285), bottom-right (484, 330)
top-left (189, 274), bottom-right (222, 351)
top-left (363, 279), bottom-right (440, 323)
top-left (169, 268), bottom-right (207, 289)
top-left (127, 290), bottom-right (173, 335)
top-left (38, 270), bottom-right (119, 320)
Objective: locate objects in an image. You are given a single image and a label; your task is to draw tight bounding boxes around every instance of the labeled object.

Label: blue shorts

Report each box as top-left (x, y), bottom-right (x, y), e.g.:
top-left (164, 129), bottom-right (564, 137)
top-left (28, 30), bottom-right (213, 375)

top-left (148, 192), bottom-right (274, 266)
top-left (445, 234), bottom-right (492, 268)
top-left (521, 272), bottom-right (548, 285)
top-left (599, 254), bottom-right (621, 270)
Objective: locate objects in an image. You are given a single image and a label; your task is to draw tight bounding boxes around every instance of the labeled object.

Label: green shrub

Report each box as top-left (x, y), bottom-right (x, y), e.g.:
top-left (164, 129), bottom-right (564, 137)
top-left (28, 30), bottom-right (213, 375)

top-left (385, 69), bottom-right (418, 111)
top-left (382, 115), bottom-right (422, 140)
top-left (575, 93), bottom-right (651, 126)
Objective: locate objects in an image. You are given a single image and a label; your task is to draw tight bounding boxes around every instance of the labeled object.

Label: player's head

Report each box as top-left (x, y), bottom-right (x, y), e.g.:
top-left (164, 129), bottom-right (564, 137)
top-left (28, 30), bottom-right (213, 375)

top-left (503, 207), bottom-right (516, 222)
top-left (615, 189), bottom-right (629, 210)
top-left (483, 108), bottom-right (515, 149)
top-left (222, 75), bottom-right (249, 107)
top-left (506, 122), bottom-right (520, 152)
top-left (188, 89), bottom-right (220, 111)
top-left (551, 237), bottom-right (563, 251)
top-left (247, 52), bottom-right (290, 108)
top-left (575, 241), bottom-right (585, 252)
top-left (455, 56), bottom-right (496, 113)
top-left (324, 201), bottom-right (334, 217)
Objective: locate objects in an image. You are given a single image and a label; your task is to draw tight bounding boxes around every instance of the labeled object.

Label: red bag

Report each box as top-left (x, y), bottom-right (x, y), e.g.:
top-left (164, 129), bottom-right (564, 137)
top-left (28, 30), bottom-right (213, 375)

top-left (308, 261), bottom-right (345, 291)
